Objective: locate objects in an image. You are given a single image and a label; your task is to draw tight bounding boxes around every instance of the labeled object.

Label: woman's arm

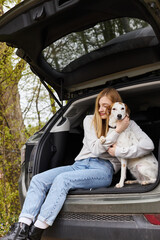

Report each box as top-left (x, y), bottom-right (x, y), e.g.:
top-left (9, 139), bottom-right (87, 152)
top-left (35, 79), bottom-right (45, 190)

top-left (114, 120), bottom-right (154, 158)
top-left (102, 115), bottom-right (130, 150)
top-left (83, 115), bottom-right (120, 156)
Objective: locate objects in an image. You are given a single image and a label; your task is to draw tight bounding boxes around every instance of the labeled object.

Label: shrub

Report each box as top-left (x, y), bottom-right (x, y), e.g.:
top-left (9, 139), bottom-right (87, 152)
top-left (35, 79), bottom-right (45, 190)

top-left (0, 179), bottom-right (20, 236)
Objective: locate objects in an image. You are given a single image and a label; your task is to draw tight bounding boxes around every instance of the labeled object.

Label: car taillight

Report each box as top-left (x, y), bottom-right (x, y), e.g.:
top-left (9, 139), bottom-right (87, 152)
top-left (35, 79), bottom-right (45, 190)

top-left (144, 214), bottom-right (160, 225)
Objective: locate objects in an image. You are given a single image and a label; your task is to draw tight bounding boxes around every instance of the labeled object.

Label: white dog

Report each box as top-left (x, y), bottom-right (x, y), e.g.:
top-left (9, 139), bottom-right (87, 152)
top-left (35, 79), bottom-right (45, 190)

top-left (106, 102), bottom-right (158, 188)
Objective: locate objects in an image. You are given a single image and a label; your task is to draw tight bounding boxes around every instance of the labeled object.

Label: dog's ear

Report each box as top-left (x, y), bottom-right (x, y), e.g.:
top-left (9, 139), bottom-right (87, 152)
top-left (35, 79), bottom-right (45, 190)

top-left (125, 104), bottom-right (130, 116)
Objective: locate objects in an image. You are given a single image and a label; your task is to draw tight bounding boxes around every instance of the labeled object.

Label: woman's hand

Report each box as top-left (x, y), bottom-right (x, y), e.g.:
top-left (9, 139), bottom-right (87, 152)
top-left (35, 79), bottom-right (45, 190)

top-left (116, 116), bottom-right (130, 134)
top-left (108, 144), bottom-right (116, 156)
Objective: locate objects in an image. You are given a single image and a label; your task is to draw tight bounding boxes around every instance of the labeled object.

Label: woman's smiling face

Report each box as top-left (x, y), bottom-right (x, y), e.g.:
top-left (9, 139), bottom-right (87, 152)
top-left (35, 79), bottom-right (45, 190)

top-left (98, 96), bottom-right (112, 119)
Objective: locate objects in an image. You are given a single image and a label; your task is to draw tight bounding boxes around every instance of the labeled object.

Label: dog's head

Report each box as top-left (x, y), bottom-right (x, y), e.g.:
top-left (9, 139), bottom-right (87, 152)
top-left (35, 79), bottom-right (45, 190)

top-left (110, 102), bottom-right (130, 121)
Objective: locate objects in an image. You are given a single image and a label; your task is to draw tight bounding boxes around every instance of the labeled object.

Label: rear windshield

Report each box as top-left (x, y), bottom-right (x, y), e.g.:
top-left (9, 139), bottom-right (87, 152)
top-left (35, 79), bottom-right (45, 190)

top-left (42, 17), bottom-right (149, 72)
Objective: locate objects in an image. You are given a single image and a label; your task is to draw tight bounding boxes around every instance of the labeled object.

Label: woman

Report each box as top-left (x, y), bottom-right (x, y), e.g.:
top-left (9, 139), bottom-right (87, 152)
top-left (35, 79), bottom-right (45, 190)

top-left (1, 88), bottom-right (154, 240)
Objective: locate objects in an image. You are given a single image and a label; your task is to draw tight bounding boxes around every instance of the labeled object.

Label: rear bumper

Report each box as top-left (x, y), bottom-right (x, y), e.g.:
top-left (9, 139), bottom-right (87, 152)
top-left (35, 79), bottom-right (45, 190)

top-left (42, 213), bottom-right (160, 240)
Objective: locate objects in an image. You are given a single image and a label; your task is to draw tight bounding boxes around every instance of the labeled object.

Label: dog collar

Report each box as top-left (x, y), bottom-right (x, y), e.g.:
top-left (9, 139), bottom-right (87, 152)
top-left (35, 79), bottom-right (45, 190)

top-left (109, 125), bottom-right (116, 129)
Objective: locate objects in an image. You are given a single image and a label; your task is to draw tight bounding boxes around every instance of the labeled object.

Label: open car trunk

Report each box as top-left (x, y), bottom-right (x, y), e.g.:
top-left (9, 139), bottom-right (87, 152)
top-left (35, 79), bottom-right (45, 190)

top-left (22, 74), bottom-right (160, 197)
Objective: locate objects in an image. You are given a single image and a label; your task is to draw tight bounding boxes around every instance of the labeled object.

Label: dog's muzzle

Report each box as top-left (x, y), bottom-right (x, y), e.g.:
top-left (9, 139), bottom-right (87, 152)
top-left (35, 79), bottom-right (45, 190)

top-left (117, 114), bottom-right (122, 120)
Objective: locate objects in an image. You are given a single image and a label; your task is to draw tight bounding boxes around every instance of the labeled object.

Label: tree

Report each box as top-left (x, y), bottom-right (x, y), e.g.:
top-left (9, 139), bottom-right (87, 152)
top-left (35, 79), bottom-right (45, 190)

top-left (0, 0), bottom-right (27, 235)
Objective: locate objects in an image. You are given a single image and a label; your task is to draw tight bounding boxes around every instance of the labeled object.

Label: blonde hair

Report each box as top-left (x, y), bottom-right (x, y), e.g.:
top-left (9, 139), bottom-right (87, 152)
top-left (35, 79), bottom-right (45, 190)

top-left (93, 88), bottom-right (122, 138)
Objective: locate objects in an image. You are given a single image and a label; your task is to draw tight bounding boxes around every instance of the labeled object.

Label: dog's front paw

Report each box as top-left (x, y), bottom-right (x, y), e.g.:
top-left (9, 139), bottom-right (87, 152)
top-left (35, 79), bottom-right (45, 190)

top-left (141, 180), bottom-right (149, 185)
top-left (125, 180), bottom-right (133, 184)
top-left (115, 182), bottom-right (124, 188)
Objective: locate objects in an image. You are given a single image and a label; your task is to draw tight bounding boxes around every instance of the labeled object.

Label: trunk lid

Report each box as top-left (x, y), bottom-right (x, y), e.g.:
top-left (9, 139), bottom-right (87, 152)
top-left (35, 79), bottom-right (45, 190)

top-left (0, 0), bottom-right (160, 99)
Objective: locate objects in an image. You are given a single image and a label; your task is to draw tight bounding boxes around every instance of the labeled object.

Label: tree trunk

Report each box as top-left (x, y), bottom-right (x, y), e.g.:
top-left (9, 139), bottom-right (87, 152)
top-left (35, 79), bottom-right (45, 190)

top-left (0, 2), bottom-right (28, 230)
top-left (0, 43), bottom-right (26, 144)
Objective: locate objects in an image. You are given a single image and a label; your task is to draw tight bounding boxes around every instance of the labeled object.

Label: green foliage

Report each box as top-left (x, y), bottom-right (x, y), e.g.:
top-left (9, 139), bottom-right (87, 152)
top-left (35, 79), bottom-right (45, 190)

top-left (0, 1), bottom-right (27, 236)
top-left (25, 121), bottom-right (46, 137)
top-left (0, 126), bottom-right (21, 237)
top-left (0, 181), bottom-right (20, 236)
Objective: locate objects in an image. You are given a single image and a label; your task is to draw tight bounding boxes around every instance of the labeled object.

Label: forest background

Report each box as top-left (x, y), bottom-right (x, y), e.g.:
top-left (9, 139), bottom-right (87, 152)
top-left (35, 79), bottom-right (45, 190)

top-left (0, 0), bottom-right (148, 236)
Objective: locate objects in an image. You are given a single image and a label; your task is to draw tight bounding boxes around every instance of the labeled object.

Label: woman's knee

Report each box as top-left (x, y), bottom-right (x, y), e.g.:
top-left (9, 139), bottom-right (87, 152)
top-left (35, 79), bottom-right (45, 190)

top-left (54, 173), bottom-right (71, 191)
top-left (30, 173), bottom-right (44, 188)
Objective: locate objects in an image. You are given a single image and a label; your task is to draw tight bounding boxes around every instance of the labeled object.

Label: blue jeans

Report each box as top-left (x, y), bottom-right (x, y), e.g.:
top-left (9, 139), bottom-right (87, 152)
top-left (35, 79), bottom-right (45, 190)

top-left (19, 158), bottom-right (113, 226)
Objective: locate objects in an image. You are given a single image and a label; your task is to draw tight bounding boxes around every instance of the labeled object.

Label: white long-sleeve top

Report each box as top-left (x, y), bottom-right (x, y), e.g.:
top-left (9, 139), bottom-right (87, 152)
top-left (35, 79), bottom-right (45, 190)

top-left (75, 115), bottom-right (154, 173)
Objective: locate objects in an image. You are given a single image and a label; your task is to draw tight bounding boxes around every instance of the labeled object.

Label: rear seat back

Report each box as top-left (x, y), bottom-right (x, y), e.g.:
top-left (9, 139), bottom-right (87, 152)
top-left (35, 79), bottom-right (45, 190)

top-left (131, 107), bottom-right (160, 159)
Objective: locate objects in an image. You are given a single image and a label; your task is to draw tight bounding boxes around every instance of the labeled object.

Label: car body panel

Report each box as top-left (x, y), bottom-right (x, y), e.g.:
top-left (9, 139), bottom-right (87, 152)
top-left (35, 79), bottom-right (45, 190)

top-left (41, 214), bottom-right (160, 240)
top-left (65, 186), bottom-right (160, 214)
